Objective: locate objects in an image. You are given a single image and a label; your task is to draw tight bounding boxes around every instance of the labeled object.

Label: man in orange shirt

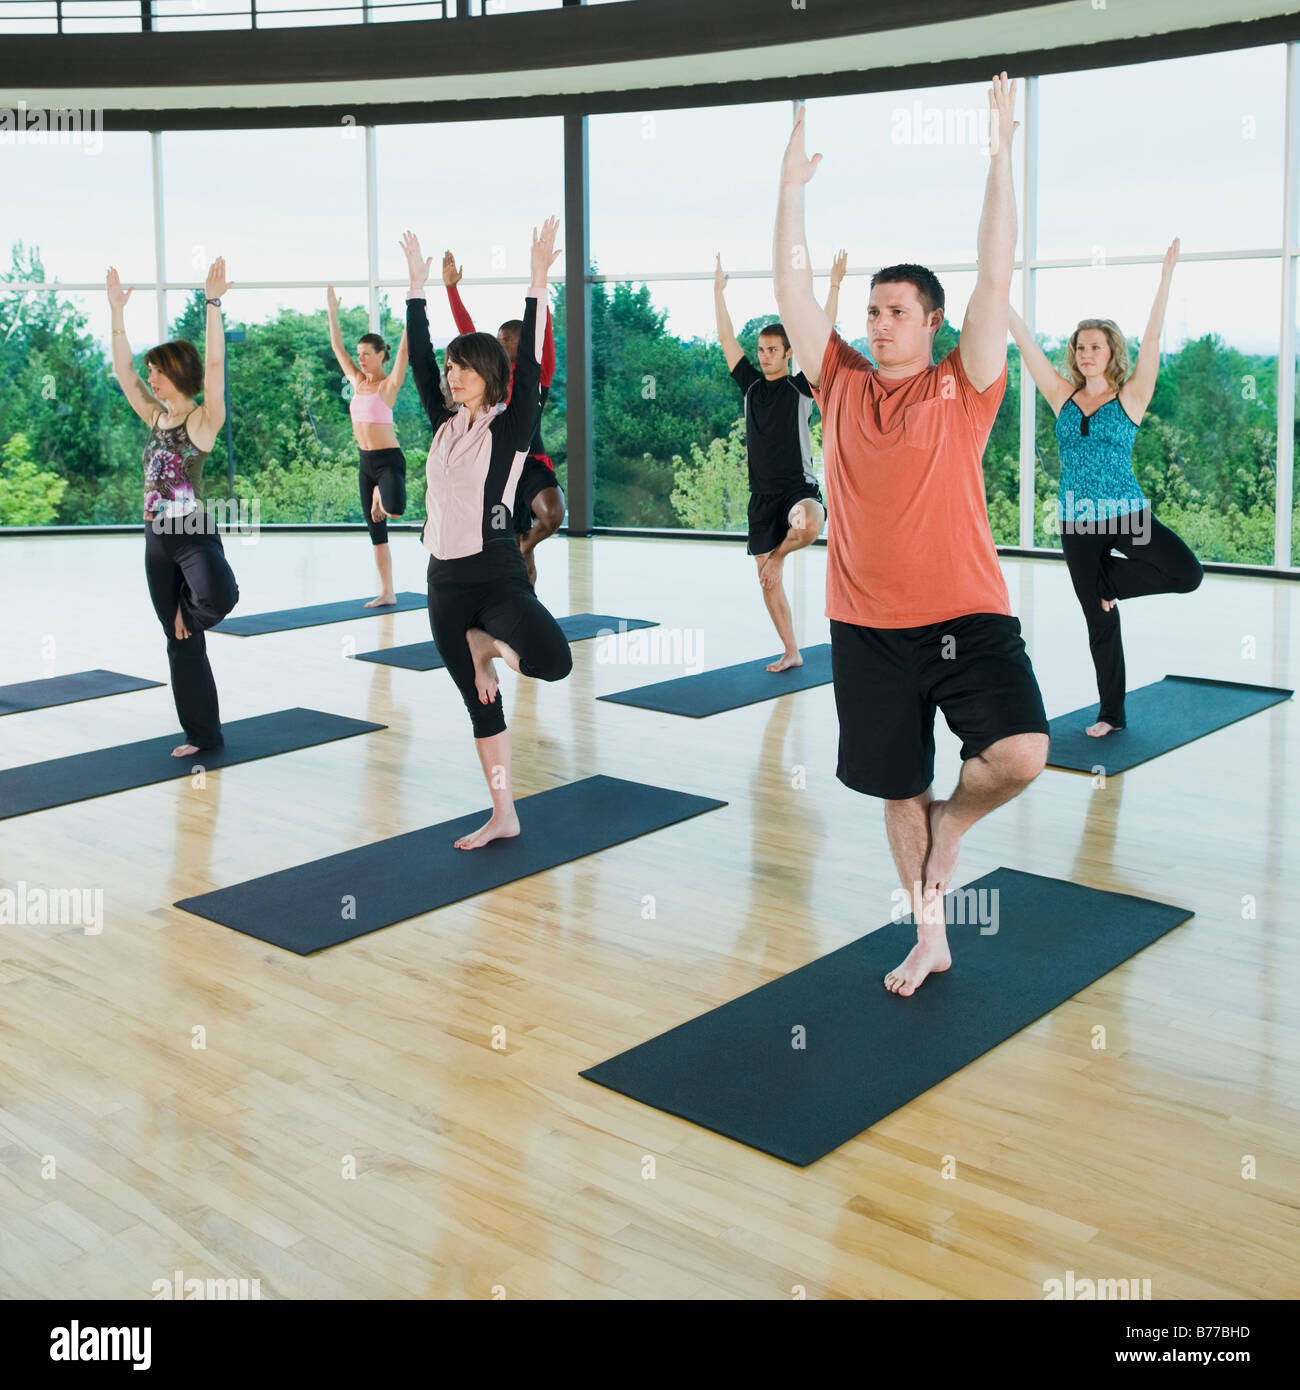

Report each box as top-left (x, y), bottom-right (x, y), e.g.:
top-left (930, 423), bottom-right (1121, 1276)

top-left (773, 77), bottom-right (1049, 997)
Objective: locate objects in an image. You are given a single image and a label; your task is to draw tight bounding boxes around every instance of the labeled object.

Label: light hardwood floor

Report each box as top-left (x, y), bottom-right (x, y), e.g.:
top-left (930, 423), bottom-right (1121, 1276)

top-left (0, 529), bottom-right (1296, 1299)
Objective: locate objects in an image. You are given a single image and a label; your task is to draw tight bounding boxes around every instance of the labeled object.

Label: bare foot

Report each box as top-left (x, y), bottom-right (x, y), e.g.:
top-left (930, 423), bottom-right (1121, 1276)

top-left (884, 933), bottom-right (953, 996)
top-left (455, 810), bottom-right (521, 850)
top-left (758, 552), bottom-right (786, 590)
top-left (466, 627), bottom-right (500, 705)
top-left (173, 606), bottom-right (190, 641)
top-left (766, 650), bottom-right (803, 673)
top-left (371, 485), bottom-right (386, 524)
top-left (363, 593), bottom-right (397, 608)
top-left (1101, 597), bottom-right (1117, 612)
top-left (171, 743), bottom-right (200, 758)
top-left (922, 798), bottom-right (961, 904)
top-left (1086, 720), bottom-right (1119, 737)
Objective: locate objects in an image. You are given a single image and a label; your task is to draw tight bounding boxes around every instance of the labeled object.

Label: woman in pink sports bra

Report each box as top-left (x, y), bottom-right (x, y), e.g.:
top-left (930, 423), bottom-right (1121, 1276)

top-left (326, 288), bottom-right (410, 607)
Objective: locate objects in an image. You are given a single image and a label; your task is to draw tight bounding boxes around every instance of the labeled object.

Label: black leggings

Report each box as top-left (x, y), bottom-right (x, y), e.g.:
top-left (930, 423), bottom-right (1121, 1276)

top-left (144, 524), bottom-right (240, 748)
top-left (427, 564), bottom-right (573, 738)
top-left (1060, 507), bottom-right (1202, 728)
top-left (360, 448), bottom-right (407, 545)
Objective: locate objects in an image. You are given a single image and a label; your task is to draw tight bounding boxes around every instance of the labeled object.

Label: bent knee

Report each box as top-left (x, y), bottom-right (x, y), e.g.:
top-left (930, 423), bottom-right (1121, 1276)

top-left (983, 733), bottom-right (1048, 786)
top-left (541, 643), bottom-right (573, 681)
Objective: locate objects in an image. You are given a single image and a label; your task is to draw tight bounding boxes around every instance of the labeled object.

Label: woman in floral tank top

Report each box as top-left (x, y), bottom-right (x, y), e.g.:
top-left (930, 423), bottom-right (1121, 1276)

top-left (108, 257), bottom-right (240, 756)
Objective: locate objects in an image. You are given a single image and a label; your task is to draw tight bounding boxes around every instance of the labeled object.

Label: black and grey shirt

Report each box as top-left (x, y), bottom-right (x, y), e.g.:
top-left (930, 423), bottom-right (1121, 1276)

top-left (730, 357), bottom-right (817, 495)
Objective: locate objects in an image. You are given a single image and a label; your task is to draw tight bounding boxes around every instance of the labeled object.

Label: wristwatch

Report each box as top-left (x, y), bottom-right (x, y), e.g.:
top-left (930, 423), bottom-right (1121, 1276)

top-left (206, 297), bottom-right (222, 308)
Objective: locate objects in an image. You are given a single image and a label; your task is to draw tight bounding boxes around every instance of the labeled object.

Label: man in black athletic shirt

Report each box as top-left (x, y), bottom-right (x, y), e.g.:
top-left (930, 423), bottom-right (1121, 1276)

top-left (715, 250), bottom-right (844, 671)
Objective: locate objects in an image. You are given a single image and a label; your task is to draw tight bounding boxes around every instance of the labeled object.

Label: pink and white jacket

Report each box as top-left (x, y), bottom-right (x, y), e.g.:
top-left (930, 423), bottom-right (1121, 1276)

top-left (406, 285), bottom-right (546, 576)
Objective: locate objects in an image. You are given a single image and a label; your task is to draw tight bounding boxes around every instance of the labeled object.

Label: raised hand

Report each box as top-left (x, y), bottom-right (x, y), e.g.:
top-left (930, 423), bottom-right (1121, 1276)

top-left (714, 252), bottom-right (728, 293)
top-left (205, 257), bottom-right (232, 299)
top-left (987, 71), bottom-right (1019, 157)
top-left (781, 104), bottom-right (823, 187)
top-left (830, 248), bottom-right (848, 287)
top-left (400, 230), bottom-right (432, 290)
top-left (1162, 237), bottom-right (1181, 281)
top-left (326, 285), bottom-right (340, 314)
top-left (106, 267), bottom-right (133, 310)
top-left (442, 250), bottom-right (462, 287)
top-left (530, 216), bottom-right (561, 286)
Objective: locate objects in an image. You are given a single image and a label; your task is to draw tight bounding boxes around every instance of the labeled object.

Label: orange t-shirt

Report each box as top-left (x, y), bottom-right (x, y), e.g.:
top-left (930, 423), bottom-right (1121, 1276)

top-left (812, 331), bottom-right (1012, 628)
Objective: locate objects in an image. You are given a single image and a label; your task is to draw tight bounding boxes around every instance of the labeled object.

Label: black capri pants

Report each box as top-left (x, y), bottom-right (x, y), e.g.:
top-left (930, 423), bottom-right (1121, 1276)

top-left (360, 447), bottom-right (407, 545)
top-left (427, 557), bottom-right (573, 738)
top-left (144, 521), bottom-right (240, 749)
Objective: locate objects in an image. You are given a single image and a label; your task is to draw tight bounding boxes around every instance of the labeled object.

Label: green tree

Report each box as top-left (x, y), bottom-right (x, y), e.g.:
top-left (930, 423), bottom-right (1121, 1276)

top-left (0, 431), bottom-right (68, 525)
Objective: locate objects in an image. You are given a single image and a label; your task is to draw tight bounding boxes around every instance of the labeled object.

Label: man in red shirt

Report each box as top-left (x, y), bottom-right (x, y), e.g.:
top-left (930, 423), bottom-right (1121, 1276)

top-left (773, 77), bottom-right (1049, 997)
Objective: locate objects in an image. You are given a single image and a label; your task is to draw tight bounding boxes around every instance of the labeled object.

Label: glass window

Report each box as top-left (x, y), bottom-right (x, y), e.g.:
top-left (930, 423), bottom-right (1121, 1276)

top-left (1, 130), bottom-right (153, 283)
top-left (590, 103), bottom-right (792, 279)
top-left (59, 1), bottom-right (141, 32)
top-left (1032, 258), bottom-right (1280, 563)
top-left (806, 83), bottom-right (1007, 271)
top-left (256, 0), bottom-right (364, 28)
top-left (375, 118), bottom-right (562, 283)
top-left (154, 0), bottom-right (253, 32)
top-left (162, 128), bottom-right (367, 283)
top-left (0, 289), bottom-right (162, 525)
top-left (1038, 48), bottom-right (1285, 259)
top-left (2, 3), bottom-right (59, 34)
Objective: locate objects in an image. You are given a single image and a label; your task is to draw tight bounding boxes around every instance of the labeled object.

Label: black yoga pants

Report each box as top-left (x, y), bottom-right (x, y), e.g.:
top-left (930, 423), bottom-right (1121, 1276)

top-left (1060, 507), bottom-right (1202, 728)
top-left (143, 523), bottom-right (240, 749)
top-left (427, 567), bottom-right (573, 738)
top-left (360, 448), bottom-right (407, 545)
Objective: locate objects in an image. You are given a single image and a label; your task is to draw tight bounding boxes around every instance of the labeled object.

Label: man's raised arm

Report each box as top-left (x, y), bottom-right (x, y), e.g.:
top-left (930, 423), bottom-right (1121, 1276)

top-left (773, 105), bottom-right (831, 388)
top-left (958, 72), bottom-right (1019, 393)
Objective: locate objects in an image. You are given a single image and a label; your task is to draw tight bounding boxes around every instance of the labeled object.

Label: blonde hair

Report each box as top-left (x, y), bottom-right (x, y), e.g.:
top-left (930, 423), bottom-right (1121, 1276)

top-left (1066, 319), bottom-right (1129, 393)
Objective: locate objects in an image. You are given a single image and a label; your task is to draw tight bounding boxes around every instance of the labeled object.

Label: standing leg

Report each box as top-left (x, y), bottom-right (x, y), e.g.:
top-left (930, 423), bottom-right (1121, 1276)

top-left (756, 494), bottom-right (826, 673)
top-left (360, 452), bottom-right (397, 607)
top-left (1062, 525), bottom-right (1127, 733)
top-left (427, 575), bottom-right (520, 850)
top-left (145, 528), bottom-right (235, 754)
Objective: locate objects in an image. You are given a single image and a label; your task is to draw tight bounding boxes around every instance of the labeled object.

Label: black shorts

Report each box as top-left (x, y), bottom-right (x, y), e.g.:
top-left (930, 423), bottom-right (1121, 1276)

top-left (513, 453), bottom-right (561, 533)
top-left (747, 481), bottom-right (825, 556)
top-left (830, 612), bottom-right (1049, 800)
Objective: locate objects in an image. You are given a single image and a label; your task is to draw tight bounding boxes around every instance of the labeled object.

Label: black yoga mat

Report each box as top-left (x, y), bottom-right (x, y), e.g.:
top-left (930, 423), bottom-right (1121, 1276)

top-left (0, 669), bottom-right (164, 716)
top-left (0, 709), bottom-right (385, 819)
top-left (213, 592), bottom-right (426, 635)
top-left (1047, 674), bottom-right (1293, 774)
top-left (176, 774), bottom-right (726, 954)
top-left (353, 614), bottom-right (660, 672)
top-left (582, 867), bottom-right (1193, 1167)
top-left (597, 643), bottom-right (832, 717)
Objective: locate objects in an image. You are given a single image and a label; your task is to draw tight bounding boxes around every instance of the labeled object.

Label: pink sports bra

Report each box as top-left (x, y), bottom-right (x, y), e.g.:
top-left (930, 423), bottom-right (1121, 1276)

top-left (349, 383), bottom-right (394, 425)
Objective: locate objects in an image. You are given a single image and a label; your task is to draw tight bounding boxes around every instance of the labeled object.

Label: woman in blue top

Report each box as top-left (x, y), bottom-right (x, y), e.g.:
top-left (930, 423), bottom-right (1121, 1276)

top-left (1009, 238), bottom-right (1201, 737)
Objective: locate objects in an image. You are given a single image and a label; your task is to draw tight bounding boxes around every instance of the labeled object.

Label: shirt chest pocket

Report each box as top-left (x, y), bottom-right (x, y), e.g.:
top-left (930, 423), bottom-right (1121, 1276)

top-left (901, 398), bottom-right (945, 452)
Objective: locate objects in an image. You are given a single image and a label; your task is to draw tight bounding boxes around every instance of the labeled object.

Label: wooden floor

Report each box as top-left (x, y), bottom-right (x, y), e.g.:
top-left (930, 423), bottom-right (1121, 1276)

top-left (1, 529), bottom-right (1297, 1299)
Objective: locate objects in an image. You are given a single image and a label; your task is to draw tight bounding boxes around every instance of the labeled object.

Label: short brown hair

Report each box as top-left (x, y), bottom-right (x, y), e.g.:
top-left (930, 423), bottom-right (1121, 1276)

top-left (758, 323), bottom-right (791, 352)
top-left (870, 264), bottom-right (946, 322)
top-left (445, 332), bottom-right (511, 407)
top-left (1067, 319), bottom-right (1129, 393)
top-left (144, 340), bottom-right (203, 397)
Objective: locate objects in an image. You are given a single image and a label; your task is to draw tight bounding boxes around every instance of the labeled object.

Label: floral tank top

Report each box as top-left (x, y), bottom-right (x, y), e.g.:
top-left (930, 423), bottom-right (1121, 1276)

top-left (143, 409), bottom-right (208, 520)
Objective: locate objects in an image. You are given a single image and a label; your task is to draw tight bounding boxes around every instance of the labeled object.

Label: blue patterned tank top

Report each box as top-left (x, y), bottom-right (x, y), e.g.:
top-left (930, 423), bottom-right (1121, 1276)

top-left (143, 409), bottom-right (208, 520)
top-left (1055, 392), bottom-right (1146, 523)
